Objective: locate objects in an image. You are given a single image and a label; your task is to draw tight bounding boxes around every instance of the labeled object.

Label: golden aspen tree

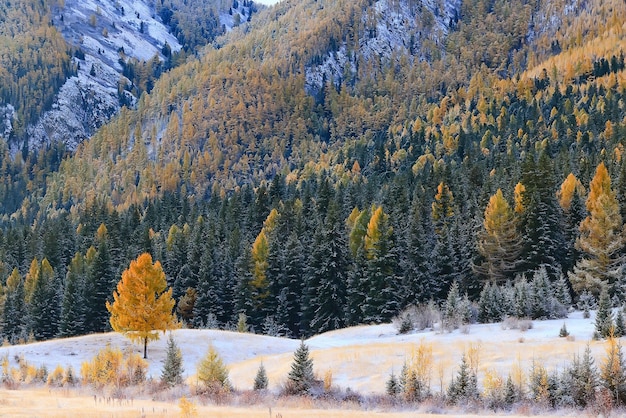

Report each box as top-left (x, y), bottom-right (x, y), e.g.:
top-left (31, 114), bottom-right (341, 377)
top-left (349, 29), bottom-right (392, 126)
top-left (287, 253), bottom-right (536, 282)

top-left (569, 162), bottom-right (626, 296)
top-left (475, 189), bottom-right (522, 282)
top-left (106, 253), bottom-right (178, 359)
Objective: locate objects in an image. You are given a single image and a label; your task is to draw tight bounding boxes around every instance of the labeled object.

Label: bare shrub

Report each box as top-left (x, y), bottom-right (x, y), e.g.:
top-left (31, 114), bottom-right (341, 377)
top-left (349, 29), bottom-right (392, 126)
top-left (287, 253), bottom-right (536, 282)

top-left (393, 302), bottom-right (440, 334)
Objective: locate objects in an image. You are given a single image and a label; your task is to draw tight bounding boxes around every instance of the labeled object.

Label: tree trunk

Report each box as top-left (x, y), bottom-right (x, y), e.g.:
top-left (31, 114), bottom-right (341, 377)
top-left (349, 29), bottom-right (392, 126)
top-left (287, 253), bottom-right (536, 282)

top-left (144, 336), bottom-right (148, 359)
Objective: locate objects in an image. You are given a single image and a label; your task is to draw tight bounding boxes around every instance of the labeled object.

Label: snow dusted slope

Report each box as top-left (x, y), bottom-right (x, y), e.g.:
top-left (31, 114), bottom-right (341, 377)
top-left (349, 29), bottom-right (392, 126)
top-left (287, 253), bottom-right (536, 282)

top-left (0, 311), bottom-right (611, 395)
top-left (305, 0), bottom-right (461, 94)
top-left (25, 0), bottom-right (181, 151)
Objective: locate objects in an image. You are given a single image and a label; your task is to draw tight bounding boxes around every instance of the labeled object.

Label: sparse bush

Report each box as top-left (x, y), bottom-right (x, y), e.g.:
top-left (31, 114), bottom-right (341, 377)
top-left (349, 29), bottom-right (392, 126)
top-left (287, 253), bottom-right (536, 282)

top-left (323, 369), bottom-right (333, 392)
top-left (81, 344), bottom-right (148, 388)
top-left (179, 395), bottom-right (198, 418)
top-left (47, 365), bottom-right (65, 387)
top-left (393, 302), bottom-right (439, 334)
top-left (237, 313), bottom-right (249, 333)
top-left (559, 323), bottom-right (569, 337)
top-left (63, 365), bottom-right (76, 386)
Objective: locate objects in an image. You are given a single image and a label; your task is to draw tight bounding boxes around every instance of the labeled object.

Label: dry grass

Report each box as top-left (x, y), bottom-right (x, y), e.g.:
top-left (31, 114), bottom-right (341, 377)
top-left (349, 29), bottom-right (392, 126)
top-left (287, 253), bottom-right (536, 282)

top-left (0, 387), bottom-right (577, 417)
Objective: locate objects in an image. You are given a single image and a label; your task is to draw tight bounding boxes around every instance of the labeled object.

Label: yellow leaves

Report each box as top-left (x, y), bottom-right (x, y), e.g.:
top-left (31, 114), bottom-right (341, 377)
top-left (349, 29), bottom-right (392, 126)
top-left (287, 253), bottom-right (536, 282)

top-left (483, 368), bottom-right (504, 399)
top-left (96, 223), bottom-right (108, 242)
top-left (6, 268), bottom-right (21, 292)
top-left (484, 189), bottom-right (514, 234)
top-left (364, 206), bottom-right (392, 259)
top-left (432, 182), bottom-right (455, 224)
top-left (81, 344), bottom-right (148, 388)
top-left (251, 209), bottom-right (280, 295)
top-left (251, 229), bottom-right (269, 291)
top-left (558, 173), bottom-right (585, 210)
top-left (587, 162), bottom-right (615, 214)
top-left (514, 182), bottom-right (525, 213)
top-left (106, 253), bottom-right (178, 351)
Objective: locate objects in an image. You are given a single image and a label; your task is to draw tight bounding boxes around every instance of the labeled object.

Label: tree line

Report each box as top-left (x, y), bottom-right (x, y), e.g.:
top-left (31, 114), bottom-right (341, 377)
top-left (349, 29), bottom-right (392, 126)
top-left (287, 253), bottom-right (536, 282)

top-left (0, 148), bottom-right (625, 343)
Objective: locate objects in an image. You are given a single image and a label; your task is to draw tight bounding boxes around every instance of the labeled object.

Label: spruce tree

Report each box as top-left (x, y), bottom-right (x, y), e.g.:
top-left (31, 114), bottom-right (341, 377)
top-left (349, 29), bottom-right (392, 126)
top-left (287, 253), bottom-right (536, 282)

top-left (161, 333), bottom-right (184, 387)
top-left (2, 268), bottom-right (26, 343)
top-left (308, 201), bottom-right (348, 335)
top-left (285, 341), bottom-right (315, 396)
top-left (253, 363), bottom-right (268, 391)
top-left (447, 354), bottom-right (478, 404)
top-left (595, 286), bottom-right (613, 340)
top-left (518, 152), bottom-right (565, 280)
top-left (59, 252), bottom-right (86, 337)
top-left (601, 336), bottom-right (626, 404)
top-left (386, 371), bottom-right (400, 396)
top-left (568, 344), bottom-right (597, 408)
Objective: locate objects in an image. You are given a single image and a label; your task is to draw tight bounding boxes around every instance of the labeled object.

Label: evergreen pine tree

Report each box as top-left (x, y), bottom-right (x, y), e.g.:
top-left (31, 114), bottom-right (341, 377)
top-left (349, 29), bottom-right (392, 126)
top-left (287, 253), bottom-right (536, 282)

top-left (601, 336), bottom-right (626, 404)
top-left (504, 375), bottom-right (518, 406)
top-left (400, 198), bottom-right (436, 304)
top-left (568, 344), bottom-right (598, 408)
top-left (28, 259), bottom-right (57, 340)
top-left (530, 266), bottom-right (557, 319)
top-left (84, 237), bottom-right (114, 333)
top-left (285, 341), bottom-right (315, 396)
top-left (443, 281), bottom-right (461, 330)
top-left (595, 286), bottom-right (614, 340)
top-left (161, 333), bottom-right (184, 387)
top-left (253, 363), bottom-right (268, 391)
top-left (518, 152), bottom-right (565, 280)
top-left (386, 371), bottom-right (400, 396)
top-left (308, 201), bottom-right (348, 335)
top-left (2, 268), bottom-right (26, 343)
top-left (447, 354), bottom-right (479, 403)
top-left (59, 252), bottom-right (86, 337)
top-left (616, 310), bottom-right (625, 338)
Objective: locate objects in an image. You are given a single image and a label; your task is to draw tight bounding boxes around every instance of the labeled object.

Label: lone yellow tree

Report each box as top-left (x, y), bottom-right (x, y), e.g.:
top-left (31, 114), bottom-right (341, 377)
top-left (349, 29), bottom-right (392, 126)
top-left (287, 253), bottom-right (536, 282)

top-left (106, 253), bottom-right (178, 359)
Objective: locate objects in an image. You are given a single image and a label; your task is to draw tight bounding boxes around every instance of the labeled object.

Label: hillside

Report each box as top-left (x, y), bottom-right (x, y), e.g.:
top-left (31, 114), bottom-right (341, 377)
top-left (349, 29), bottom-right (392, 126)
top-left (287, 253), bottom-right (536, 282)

top-left (0, 1), bottom-right (625, 413)
top-left (0, 312), bottom-right (605, 394)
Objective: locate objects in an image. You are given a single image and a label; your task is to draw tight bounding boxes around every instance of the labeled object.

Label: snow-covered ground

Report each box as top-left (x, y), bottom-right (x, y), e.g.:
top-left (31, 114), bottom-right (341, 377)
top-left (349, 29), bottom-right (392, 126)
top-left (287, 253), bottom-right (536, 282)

top-left (0, 310), bottom-right (612, 395)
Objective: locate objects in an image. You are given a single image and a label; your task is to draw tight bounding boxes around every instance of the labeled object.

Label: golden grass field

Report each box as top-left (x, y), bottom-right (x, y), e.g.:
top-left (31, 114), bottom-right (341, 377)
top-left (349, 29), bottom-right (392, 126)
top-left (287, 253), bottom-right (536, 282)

top-left (0, 387), bottom-right (579, 417)
top-left (0, 313), bottom-right (604, 417)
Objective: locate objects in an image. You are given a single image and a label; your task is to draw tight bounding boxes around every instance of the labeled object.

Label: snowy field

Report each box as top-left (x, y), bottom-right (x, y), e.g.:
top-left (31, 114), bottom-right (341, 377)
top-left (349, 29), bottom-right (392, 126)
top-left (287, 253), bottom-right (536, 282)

top-left (0, 310), bottom-right (609, 395)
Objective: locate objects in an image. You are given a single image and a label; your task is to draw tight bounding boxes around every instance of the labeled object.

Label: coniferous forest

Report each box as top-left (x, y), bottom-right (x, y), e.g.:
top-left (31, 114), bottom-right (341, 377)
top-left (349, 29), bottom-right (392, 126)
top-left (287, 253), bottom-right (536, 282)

top-left (0, 0), bottom-right (625, 356)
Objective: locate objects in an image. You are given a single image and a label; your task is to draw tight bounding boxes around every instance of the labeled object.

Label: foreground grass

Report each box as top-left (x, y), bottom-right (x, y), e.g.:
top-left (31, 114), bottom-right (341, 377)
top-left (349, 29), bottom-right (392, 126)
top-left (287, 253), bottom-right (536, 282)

top-left (0, 387), bottom-right (579, 417)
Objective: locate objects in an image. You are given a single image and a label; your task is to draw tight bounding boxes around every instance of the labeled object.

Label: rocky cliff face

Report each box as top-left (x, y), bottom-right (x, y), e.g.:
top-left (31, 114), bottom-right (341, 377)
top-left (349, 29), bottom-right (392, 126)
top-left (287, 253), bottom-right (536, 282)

top-left (305, 0), bottom-right (461, 94)
top-left (21, 0), bottom-right (181, 152)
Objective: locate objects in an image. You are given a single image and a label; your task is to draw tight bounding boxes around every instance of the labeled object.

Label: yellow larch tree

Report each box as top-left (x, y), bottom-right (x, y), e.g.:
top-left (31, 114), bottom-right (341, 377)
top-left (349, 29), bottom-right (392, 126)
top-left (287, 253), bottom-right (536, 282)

top-left (557, 172), bottom-right (585, 211)
top-left (475, 189), bottom-right (522, 283)
top-left (569, 162), bottom-right (626, 296)
top-left (106, 253), bottom-right (178, 358)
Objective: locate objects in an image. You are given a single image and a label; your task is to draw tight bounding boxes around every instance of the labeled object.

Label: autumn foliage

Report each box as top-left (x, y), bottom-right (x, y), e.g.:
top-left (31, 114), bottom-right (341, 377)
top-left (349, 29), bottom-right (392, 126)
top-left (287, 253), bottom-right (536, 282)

top-left (106, 253), bottom-right (178, 358)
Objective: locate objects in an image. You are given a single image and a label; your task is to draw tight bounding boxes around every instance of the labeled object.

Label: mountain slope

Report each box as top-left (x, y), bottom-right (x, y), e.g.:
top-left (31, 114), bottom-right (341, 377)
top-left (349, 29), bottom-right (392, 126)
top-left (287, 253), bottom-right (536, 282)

top-left (35, 0), bottom-right (626, 215)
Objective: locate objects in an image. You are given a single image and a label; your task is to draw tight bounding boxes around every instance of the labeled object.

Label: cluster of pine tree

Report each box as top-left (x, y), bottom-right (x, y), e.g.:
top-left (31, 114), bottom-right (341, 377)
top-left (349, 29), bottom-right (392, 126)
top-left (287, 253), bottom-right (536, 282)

top-left (385, 341), bottom-right (626, 412)
top-left (0, 148), bottom-right (622, 343)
